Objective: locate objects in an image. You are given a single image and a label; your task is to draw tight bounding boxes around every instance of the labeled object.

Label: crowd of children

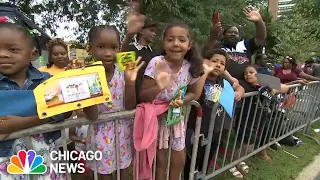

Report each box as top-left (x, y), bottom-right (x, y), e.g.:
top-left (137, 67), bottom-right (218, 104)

top-left (0, 3), bottom-right (315, 180)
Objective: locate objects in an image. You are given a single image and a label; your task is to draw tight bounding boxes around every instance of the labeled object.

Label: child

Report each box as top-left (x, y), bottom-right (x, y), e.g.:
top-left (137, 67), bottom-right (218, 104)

top-left (39, 38), bottom-right (70, 75)
top-left (0, 22), bottom-right (98, 180)
top-left (83, 25), bottom-right (144, 180)
top-left (139, 23), bottom-right (203, 180)
top-left (69, 125), bottom-right (90, 174)
top-left (40, 38), bottom-right (92, 153)
top-left (184, 49), bottom-right (245, 179)
top-left (239, 65), bottom-right (289, 162)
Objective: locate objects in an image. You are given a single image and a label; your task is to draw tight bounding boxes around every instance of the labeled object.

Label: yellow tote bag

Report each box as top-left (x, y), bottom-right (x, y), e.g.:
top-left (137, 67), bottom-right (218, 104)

top-left (34, 61), bottom-right (112, 119)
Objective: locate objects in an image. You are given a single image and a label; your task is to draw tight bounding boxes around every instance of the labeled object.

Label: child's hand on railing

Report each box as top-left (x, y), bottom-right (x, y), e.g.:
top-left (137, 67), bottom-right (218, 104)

top-left (233, 83), bottom-right (245, 102)
top-left (235, 91), bottom-right (242, 102)
top-left (297, 79), bottom-right (309, 85)
top-left (69, 135), bottom-right (88, 144)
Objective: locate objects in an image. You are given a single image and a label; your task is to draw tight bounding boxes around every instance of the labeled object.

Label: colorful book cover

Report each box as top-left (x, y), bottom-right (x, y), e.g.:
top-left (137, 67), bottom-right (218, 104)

top-left (116, 51), bottom-right (136, 71)
top-left (34, 61), bottom-right (112, 119)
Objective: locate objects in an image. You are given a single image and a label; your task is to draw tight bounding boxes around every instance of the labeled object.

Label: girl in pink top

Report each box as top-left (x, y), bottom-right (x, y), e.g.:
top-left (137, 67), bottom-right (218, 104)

top-left (140, 23), bottom-right (203, 180)
top-left (82, 25), bottom-right (144, 180)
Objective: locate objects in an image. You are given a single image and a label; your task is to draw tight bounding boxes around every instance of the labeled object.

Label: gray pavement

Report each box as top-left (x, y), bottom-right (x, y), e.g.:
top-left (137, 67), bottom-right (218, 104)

top-left (296, 153), bottom-right (320, 180)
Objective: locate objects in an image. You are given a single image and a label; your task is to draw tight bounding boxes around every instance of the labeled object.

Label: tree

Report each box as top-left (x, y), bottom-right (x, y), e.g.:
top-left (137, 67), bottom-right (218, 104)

top-left (293, 0), bottom-right (320, 19)
top-left (9, 0), bottom-right (262, 45)
top-left (265, 0), bottom-right (320, 62)
top-left (140, 0), bottom-right (267, 47)
top-left (269, 15), bottom-right (319, 61)
top-left (10, 0), bottom-right (127, 42)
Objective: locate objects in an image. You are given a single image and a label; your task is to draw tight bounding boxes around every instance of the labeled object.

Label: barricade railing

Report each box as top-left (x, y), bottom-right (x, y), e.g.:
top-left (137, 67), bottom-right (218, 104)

top-left (2, 82), bottom-right (319, 180)
top-left (190, 81), bottom-right (320, 180)
top-left (3, 101), bottom-right (202, 180)
top-left (5, 110), bottom-right (136, 180)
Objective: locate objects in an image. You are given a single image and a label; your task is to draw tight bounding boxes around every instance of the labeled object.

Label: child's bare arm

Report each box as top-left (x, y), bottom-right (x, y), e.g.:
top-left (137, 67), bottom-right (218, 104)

top-left (194, 59), bottom-right (214, 100)
top-left (272, 84), bottom-right (289, 94)
top-left (0, 115), bottom-right (49, 134)
top-left (280, 84), bottom-right (290, 93)
top-left (69, 127), bottom-right (86, 144)
top-left (124, 58), bottom-right (145, 109)
top-left (69, 127), bottom-right (79, 141)
top-left (233, 83), bottom-right (245, 102)
top-left (83, 106), bottom-right (99, 120)
top-left (121, 2), bottom-right (145, 52)
top-left (139, 77), bottom-right (163, 103)
top-left (124, 80), bottom-right (136, 109)
top-left (184, 83), bottom-right (197, 104)
top-left (193, 75), bottom-right (207, 101)
top-left (223, 70), bottom-right (239, 85)
top-left (0, 111), bottom-right (72, 134)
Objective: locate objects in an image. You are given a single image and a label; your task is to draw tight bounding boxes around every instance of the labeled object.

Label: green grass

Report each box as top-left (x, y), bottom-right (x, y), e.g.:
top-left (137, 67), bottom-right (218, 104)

top-left (213, 121), bottom-right (320, 180)
top-left (310, 121), bottom-right (320, 140)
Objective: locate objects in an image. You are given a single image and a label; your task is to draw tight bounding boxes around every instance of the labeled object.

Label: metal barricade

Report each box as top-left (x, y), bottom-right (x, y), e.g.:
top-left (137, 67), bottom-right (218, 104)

top-left (5, 110), bottom-right (135, 180)
top-left (3, 101), bottom-right (203, 180)
top-left (2, 82), bottom-right (320, 180)
top-left (188, 82), bottom-right (320, 180)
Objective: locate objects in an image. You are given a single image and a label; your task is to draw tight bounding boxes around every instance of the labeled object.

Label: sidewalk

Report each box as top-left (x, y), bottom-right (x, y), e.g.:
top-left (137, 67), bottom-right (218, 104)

top-left (296, 153), bottom-right (320, 180)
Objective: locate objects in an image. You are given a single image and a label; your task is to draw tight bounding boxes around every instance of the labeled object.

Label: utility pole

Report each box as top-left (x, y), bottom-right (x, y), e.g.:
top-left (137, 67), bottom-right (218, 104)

top-left (263, 0), bottom-right (269, 55)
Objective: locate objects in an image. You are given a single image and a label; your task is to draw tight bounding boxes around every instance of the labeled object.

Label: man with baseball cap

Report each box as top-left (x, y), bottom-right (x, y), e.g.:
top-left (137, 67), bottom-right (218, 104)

top-left (122, 14), bottom-right (159, 103)
top-left (122, 17), bottom-right (158, 60)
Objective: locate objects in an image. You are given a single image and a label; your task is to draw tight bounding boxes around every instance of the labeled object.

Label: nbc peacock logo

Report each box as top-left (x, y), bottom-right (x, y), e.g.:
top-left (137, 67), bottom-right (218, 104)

top-left (7, 150), bottom-right (47, 174)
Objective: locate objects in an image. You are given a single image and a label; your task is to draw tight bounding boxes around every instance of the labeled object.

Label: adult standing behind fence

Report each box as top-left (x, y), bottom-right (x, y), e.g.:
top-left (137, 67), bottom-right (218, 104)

top-left (274, 56), bottom-right (320, 85)
top-left (122, 2), bottom-right (159, 104)
top-left (253, 54), bottom-right (273, 76)
top-left (38, 38), bottom-right (70, 75)
top-left (202, 7), bottom-right (267, 85)
top-left (201, 7), bottom-right (266, 178)
top-left (311, 58), bottom-right (320, 77)
top-left (303, 58), bottom-right (314, 75)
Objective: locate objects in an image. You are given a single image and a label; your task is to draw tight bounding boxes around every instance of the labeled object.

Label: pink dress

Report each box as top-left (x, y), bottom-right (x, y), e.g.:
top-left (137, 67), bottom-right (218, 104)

top-left (144, 56), bottom-right (198, 151)
top-left (86, 65), bottom-right (132, 174)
